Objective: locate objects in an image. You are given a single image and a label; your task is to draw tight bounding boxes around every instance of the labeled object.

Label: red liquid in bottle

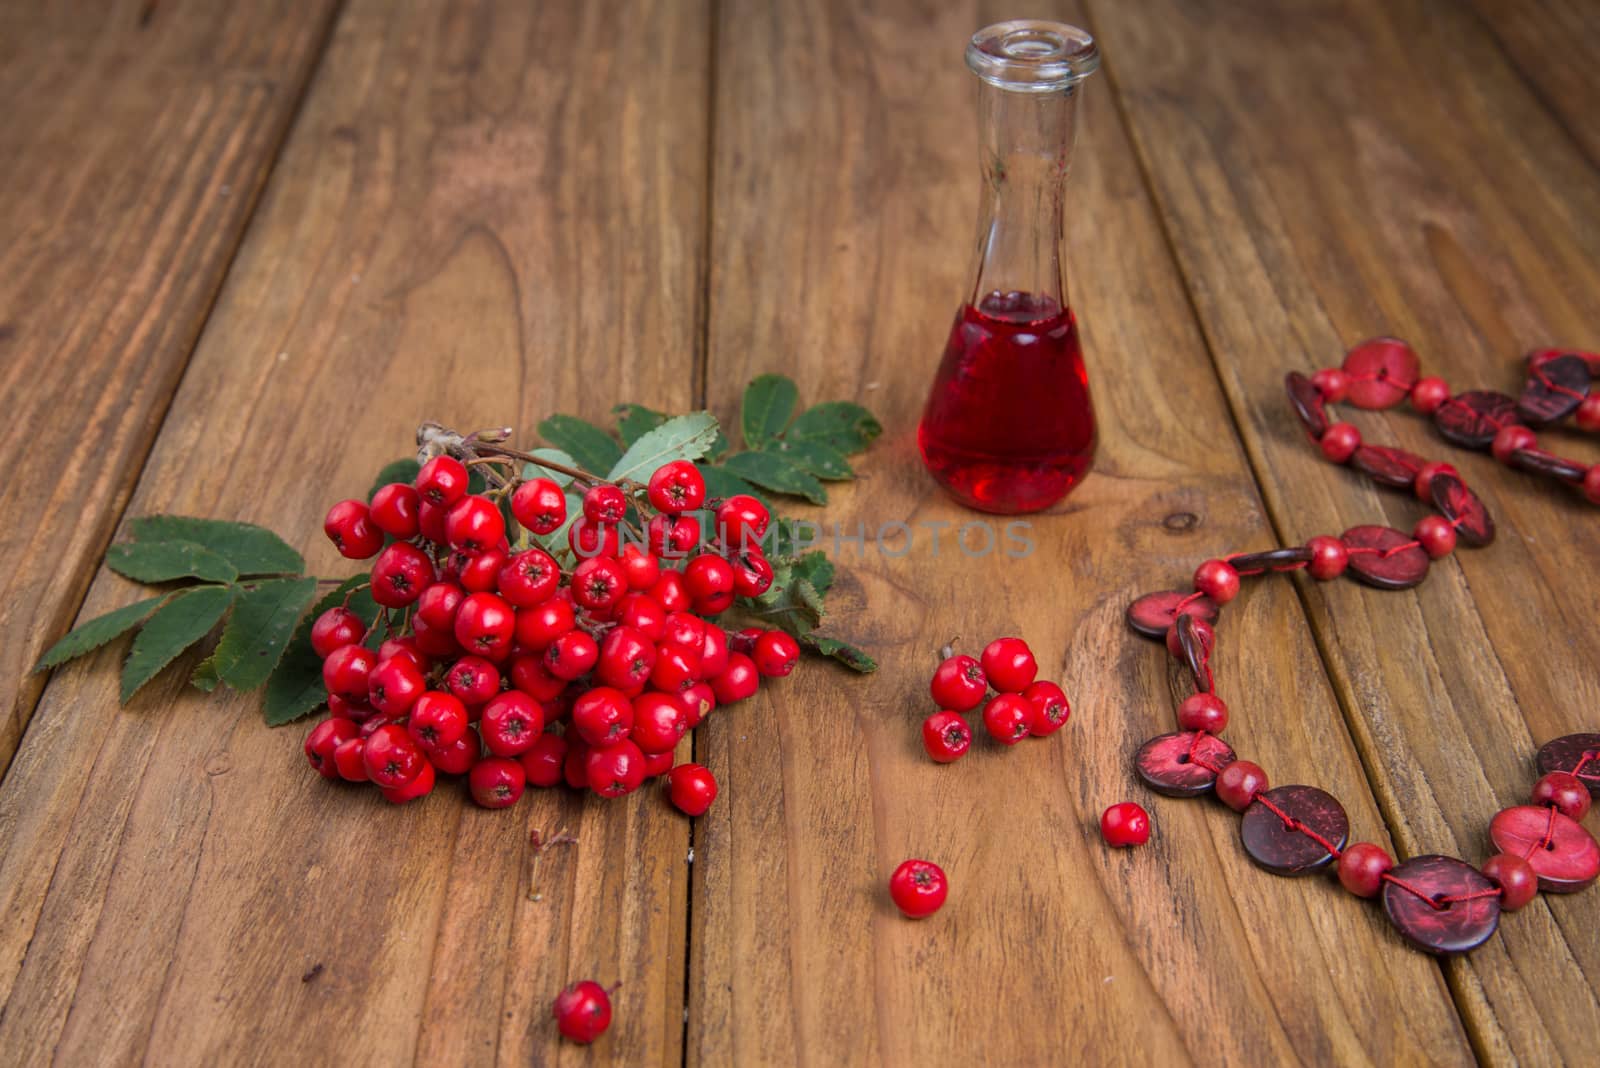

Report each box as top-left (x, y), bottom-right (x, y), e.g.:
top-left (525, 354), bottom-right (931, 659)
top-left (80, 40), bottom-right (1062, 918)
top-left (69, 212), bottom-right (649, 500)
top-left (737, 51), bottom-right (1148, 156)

top-left (917, 291), bottom-right (1095, 513)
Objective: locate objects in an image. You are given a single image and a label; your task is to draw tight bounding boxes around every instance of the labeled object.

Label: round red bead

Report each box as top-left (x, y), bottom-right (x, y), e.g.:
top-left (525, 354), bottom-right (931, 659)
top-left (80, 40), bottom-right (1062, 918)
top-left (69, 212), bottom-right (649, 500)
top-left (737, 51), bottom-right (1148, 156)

top-left (1337, 841), bottom-right (1394, 898)
top-left (1481, 853), bottom-right (1539, 912)
top-left (1584, 465), bottom-right (1600, 506)
top-left (1491, 424), bottom-right (1538, 464)
top-left (1306, 536), bottom-right (1349, 580)
top-left (1320, 422), bottom-right (1362, 463)
top-left (1193, 559), bottom-right (1241, 605)
top-left (1413, 515), bottom-right (1457, 559)
top-left (1410, 376), bottom-right (1451, 415)
top-left (1576, 394), bottom-right (1600, 432)
top-left (1176, 692), bottom-right (1228, 735)
top-left (1311, 368), bottom-right (1350, 403)
top-left (1532, 771), bottom-right (1592, 821)
top-left (1215, 760), bottom-right (1268, 812)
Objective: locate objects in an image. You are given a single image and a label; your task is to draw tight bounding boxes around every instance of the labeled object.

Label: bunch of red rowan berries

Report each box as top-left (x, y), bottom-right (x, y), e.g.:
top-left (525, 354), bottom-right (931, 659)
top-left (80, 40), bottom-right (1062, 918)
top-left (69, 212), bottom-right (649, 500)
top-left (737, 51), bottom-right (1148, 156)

top-left (305, 451), bottom-right (802, 812)
top-left (921, 636), bottom-right (1071, 762)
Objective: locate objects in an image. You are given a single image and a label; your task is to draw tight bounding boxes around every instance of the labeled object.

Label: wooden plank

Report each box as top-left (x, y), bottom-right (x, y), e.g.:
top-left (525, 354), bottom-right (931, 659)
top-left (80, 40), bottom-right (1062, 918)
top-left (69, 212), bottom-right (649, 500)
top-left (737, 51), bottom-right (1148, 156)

top-left (1089, 0), bottom-right (1600, 1061)
top-left (688, 1), bottom-right (1473, 1063)
top-left (1469, 0), bottom-right (1600, 165)
top-left (0, 0), bottom-right (342, 776)
top-left (0, 0), bottom-right (708, 1064)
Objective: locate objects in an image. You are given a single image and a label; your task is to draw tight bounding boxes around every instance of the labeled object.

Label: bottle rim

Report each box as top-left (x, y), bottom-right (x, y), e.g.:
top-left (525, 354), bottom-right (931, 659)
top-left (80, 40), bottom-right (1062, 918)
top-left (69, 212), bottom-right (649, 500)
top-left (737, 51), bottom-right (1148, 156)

top-left (966, 20), bottom-right (1100, 93)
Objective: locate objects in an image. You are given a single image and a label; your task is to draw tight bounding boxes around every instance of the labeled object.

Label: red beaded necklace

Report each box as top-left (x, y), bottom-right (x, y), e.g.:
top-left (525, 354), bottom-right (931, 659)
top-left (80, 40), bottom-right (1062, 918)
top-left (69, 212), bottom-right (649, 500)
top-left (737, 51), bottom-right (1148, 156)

top-left (1124, 338), bottom-right (1600, 955)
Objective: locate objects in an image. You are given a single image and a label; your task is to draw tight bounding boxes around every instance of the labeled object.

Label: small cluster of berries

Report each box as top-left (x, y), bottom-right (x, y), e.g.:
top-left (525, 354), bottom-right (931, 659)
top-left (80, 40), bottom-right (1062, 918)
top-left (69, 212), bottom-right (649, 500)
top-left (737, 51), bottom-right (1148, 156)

top-left (920, 636), bottom-right (1070, 762)
top-left (890, 638), bottom-right (1071, 923)
top-left (305, 454), bottom-right (800, 810)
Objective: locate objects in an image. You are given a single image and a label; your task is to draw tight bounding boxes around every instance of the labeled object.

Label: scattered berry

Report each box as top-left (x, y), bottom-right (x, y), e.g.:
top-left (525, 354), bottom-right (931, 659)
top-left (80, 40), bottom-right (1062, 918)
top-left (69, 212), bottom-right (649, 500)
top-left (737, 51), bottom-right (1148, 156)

top-left (1100, 802), bottom-right (1150, 847)
top-left (929, 654), bottom-right (987, 712)
top-left (553, 980), bottom-right (612, 1045)
top-left (981, 693), bottom-right (1031, 745)
top-left (888, 859), bottom-right (948, 918)
top-left (922, 711), bottom-right (972, 762)
top-left (667, 763), bottom-right (718, 815)
top-left (1022, 680), bottom-right (1070, 736)
top-left (980, 637), bottom-right (1037, 693)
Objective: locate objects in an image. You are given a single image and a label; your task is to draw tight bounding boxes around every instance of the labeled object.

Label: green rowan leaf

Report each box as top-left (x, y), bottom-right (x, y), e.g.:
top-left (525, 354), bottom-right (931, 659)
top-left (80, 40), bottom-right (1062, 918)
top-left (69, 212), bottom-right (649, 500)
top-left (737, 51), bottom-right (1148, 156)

top-left (129, 515), bottom-right (303, 576)
top-left (802, 634), bottom-right (877, 672)
top-left (33, 595), bottom-right (168, 672)
top-left (522, 448), bottom-right (579, 489)
top-left (614, 404), bottom-right (669, 446)
top-left (538, 415), bottom-right (623, 475)
top-left (607, 412), bottom-right (720, 484)
top-left (721, 451), bottom-right (827, 504)
top-left (210, 577), bottom-right (319, 691)
top-left (120, 585), bottom-right (235, 702)
top-left (697, 464), bottom-right (763, 507)
top-left (741, 375), bottom-right (798, 447)
top-left (765, 439), bottom-right (853, 480)
top-left (784, 402), bottom-right (882, 453)
top-left (106, 540), bottom-right (239, 585)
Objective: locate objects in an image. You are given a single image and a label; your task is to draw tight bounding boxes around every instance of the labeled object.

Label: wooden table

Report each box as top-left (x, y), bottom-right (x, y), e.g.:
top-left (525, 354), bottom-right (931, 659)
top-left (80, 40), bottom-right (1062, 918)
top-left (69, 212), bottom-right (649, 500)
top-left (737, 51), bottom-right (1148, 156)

top-left (3, 1), bottom-right (1598, 1063)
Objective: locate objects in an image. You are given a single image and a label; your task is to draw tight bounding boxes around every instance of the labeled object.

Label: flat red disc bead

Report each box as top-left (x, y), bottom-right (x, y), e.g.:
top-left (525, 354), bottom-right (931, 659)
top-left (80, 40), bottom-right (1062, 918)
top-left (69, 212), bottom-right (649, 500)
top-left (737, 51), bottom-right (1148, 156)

top-left (1434, 391), bottom-right (1520, 449)
top-left (1351, 444), bottom-right (1425, 488)
top-left (1488, 804), bottom-right (1600, 894)
top-left (1126, 590), bottom-right (1221, 640)
top-left (1342, 525), bottom-right (1430, 590)
top-left (1342, 337), bottom-right (1419, 409)
top-left (1134, 732), bottom-right (1236, 797)
top-left (1285, 372), bottom-right (1330, 438)
top-left (1226, 546), bottom-right (1313, 573)
top-left (1382, 855), bottom-right (1501, 955)
top-left (1517, 353), bottom-right (1590, 425)
top-left (1174, 613), bottom-right (1213, 694)
top-left (1239, 785), bottom-right (1349, 875)
top-left (1427, 473), bottom-right (1494, 547)
top-left (1508, 448), bottom-right (1587, 482)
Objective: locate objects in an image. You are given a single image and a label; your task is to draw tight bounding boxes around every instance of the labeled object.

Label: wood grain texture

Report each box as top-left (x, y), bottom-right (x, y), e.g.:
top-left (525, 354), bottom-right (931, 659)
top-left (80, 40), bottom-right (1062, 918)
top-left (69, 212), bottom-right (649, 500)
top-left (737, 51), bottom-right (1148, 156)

top-left (0, 0), bottom-right (707, 1064)
top-left (688, 1), bottom-right (1471, 1064)
top-left (1089, 0), bottom-right (1600, 1061)
top-left (1469, 0), bottom-right (1600, 166)
top-left (0, 0), bottom-right (342, 776)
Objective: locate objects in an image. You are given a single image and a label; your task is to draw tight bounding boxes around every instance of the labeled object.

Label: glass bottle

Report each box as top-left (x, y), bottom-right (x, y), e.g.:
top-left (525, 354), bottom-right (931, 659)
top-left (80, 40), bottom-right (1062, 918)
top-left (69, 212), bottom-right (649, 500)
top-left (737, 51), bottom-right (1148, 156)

top-left (917, 21), bottom-right (1101, 514)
